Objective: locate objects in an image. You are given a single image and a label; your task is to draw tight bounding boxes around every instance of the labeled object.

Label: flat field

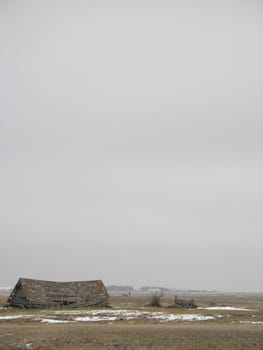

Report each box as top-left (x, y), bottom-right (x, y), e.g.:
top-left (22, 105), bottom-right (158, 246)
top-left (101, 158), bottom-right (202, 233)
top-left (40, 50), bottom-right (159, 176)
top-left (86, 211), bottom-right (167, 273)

top-left (0, 292), bottom-right (263, 349)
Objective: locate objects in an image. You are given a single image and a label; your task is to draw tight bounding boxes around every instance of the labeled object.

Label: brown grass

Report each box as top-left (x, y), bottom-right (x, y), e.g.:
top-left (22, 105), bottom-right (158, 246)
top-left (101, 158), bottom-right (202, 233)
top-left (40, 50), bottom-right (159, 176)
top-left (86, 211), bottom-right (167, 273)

top-left (0, 292), bottom-right (263, 349)
top-left (0, 322), bottom-right (262, 350)
top-left (0, 295), bottom-right (7, 308)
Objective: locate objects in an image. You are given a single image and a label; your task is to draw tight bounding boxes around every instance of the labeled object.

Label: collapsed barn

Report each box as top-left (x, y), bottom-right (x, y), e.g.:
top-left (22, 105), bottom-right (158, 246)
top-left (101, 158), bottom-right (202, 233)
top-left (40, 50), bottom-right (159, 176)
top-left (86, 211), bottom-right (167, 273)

top-left (6, 278), bottom-right (109, 309)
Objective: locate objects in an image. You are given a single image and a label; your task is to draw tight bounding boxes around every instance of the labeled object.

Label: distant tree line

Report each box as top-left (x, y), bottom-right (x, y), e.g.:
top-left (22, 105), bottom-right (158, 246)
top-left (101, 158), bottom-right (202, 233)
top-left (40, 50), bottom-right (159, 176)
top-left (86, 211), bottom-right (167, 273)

top-left (107, 285), bottom-right (134, 292)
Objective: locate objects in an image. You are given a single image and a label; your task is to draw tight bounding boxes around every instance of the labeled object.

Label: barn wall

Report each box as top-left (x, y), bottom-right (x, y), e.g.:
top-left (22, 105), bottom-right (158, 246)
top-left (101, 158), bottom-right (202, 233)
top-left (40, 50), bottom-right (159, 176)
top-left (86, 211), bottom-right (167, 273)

top-left (7, 279), bottom-right (109, 309)
top-left (7, 285), bottom-right (29, 308)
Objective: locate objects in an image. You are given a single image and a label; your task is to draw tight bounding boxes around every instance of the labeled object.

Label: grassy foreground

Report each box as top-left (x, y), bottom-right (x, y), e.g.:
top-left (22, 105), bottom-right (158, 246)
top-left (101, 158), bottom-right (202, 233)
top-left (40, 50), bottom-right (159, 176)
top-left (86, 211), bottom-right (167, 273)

top-left (1, 322), bottom-right (263, 350)
top-left (0, 292), bottom-right (263, 349)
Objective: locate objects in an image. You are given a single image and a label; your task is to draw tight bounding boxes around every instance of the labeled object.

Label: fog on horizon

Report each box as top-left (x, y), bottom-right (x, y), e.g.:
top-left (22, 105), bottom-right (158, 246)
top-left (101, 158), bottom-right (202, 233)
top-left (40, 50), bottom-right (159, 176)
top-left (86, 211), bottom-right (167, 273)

top-left (0, 0), bottom-right (262, 292)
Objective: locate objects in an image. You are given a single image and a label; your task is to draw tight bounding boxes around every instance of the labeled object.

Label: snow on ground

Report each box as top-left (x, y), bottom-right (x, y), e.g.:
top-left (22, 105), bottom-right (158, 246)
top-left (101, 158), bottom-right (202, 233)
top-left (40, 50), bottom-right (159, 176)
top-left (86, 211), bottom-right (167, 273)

top-left (0, 310), bottom-right (225, 323)
top-left (41, 319), bottom-right (74, 324)
top-left (53, 309), bottom-right (144, 318)
top-left (73, 311), bottom-right (219, 323)
top-left (240, 321), bottom-right (263, 325)
top-left (75, 316), bottom-right (118, 322)
top-left (0, 308), bottom-right (257, 324)
top-left (148, 313), bottom-right (221, 322)
top-left (199, 306), bottom-right (252, 311)
top-left (0, 315), bottom-right (23, 320)
top-left (51, 309), bottom-right (221, 322)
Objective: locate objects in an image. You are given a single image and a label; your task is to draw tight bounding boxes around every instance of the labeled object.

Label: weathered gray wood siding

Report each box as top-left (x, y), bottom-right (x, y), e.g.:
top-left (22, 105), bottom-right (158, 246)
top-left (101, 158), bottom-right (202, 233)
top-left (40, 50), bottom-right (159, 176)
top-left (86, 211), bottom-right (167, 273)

top-left (7, 278), bottom-right (109, 309)
top-left (7, 284), bottom-right (29, 308)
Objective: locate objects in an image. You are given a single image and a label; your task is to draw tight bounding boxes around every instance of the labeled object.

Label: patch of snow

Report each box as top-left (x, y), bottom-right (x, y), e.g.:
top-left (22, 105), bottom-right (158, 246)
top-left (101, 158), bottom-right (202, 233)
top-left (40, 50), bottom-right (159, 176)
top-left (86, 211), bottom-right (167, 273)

top-left (71, 310), bottom-right (225, 323)
top-left (0, 314), bottom-right (34, 321)
top-left (0, 315), bottom-right (23, 320)
top-left (199, 306), bottom-right (251, 311)
top-left (0, 309), bottom-right (229, 324)
top-left (240, 321), bottom-right (263, 325)
top-left (53, 310), bottom-right (85, 315)
top-left (147, 313), bottom-right (217, 322)
top-left (41, 319), bottom-right (74, 324)
top-left (56, 309), bottom-right (141, 317)
top-left (74, 316), bottom-right (117, 322)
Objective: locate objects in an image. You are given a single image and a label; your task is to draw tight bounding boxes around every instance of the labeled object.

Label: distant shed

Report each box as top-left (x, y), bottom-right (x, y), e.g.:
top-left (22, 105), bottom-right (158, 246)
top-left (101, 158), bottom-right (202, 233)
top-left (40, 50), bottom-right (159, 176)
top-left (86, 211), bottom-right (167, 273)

top-left (6, 278), bottom-right (109, 309)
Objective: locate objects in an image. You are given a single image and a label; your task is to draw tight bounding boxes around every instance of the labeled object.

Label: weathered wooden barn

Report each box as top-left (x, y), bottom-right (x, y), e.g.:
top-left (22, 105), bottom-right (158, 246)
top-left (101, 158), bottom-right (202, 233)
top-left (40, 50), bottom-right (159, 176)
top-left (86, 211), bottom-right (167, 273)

top-left (6, 278), bottom-right (109, 309)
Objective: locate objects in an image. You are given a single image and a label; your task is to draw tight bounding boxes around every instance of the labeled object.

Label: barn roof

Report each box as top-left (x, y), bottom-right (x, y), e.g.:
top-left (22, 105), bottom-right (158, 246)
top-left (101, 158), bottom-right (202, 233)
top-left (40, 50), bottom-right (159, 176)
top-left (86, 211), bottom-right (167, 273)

top-left (7, 277), bottom-right (109, 308)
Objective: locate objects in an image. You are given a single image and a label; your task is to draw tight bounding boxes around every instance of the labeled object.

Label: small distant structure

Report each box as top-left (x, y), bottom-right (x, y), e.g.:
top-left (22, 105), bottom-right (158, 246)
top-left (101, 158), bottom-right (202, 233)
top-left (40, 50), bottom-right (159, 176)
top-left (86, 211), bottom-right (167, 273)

top-left (170, 295), bottom-right (197, 309)
top-left (6, 278), bottom-right (109, 309)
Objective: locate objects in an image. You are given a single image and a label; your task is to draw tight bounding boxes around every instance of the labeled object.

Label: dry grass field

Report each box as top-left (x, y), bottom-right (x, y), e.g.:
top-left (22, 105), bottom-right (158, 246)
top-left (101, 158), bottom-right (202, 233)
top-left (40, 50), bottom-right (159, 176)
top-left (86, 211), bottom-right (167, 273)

top-left (0, 292), bottom-right (263, 349)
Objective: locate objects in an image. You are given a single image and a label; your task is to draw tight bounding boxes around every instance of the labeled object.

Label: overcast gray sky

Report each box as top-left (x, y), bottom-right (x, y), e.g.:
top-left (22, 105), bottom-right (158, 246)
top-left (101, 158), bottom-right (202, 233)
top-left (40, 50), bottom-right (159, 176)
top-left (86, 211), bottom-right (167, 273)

top-left (1, 0), bottom-right (262, 292)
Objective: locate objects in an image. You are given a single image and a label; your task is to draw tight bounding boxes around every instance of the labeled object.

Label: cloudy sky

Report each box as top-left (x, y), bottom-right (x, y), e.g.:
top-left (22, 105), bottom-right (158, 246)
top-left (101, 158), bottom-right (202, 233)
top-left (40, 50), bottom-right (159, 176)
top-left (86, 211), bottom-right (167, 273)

top-left (1, 0), bottom-right (262, 292)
